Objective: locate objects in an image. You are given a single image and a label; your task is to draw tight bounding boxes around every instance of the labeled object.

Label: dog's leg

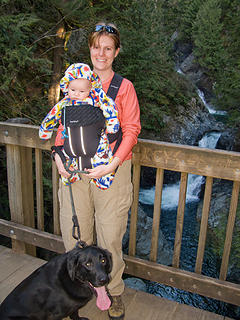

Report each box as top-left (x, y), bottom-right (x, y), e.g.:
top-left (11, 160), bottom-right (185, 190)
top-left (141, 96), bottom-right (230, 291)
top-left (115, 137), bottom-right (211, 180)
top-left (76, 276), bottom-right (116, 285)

top-left (69, 310), bottom-right (89, 320)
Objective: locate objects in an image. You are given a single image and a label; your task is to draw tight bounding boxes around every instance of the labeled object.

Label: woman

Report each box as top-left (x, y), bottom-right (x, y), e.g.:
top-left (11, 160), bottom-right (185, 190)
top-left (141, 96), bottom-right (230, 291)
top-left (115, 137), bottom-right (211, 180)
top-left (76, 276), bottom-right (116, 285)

top-left (54, 22), bottom-right (141, 320)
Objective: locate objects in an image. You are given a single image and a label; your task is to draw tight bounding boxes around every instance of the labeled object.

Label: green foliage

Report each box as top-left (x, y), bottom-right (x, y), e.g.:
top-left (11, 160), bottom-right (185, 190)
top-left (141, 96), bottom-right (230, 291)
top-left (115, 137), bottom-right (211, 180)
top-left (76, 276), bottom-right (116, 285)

top-left (0, 2), bottom-right (53, 123)
top-left (0, 0), bottom-right (239, 128)
top-left (192, 0), bottom-right (226, 74)
top-left (176, 0), bottom-right (240, 119)
top-left (112, 0), bottom-right (192, 133)
top-left (179, 0), bottom-right (203, 39)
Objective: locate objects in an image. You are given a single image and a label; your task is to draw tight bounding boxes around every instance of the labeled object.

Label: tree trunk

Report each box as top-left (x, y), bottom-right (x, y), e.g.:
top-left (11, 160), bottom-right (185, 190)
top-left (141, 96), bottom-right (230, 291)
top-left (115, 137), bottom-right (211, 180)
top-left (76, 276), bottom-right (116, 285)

top-left (48, 21), bottom-right (65, 107)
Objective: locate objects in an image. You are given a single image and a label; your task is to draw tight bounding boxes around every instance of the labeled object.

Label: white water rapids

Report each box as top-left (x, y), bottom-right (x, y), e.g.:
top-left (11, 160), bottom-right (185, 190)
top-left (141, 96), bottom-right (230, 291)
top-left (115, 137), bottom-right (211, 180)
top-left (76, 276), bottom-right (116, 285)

top-left (139, 131), bottom-right (221, 210)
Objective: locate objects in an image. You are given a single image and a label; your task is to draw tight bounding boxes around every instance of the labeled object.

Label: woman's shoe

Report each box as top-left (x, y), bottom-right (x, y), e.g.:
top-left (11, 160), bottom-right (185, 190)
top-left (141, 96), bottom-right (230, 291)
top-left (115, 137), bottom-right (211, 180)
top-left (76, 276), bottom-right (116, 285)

top-left (108, 295), bottom-right (125, 319)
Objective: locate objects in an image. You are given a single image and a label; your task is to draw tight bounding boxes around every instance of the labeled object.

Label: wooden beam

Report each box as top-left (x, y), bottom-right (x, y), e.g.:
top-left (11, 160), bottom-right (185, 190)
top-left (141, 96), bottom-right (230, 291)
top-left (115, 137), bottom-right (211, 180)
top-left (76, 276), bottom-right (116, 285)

top-left (0, 122), bottom-right (56, 150)
top-left (35, 148), bottom-right (44, 231)
top-left (0, 219), bottom-right (65, 254)
top-left (52, 161), bottom-right (60, 235)
top-left (132, 139), bottom-right (240, 181)
top-left (150, 168), bottom-right (164, 262)
top-left (220, 181), bottom-right (240, 280)
top-left (195, 176), bottom-right (213, 274)
top-left (124, 255), bottom-right (240, 306)
top-left (172, 172), bottom-right (188, 268)
top-left (129, 163), bottom-right (141, 256)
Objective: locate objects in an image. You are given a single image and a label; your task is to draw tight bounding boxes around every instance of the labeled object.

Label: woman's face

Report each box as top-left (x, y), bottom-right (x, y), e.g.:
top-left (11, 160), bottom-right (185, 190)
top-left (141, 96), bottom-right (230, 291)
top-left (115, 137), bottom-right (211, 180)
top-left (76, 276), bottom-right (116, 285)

top-left (90, 35), bottom-right (120, 74)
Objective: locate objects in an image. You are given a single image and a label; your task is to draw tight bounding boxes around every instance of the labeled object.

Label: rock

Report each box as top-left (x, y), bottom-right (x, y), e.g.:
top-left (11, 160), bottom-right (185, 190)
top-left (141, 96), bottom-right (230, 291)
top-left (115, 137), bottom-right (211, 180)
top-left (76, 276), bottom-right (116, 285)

top-left (196, 180), bottom-right (232, 228)
top-left (216, 129), bottom-right (236, 151)
top-left (123, 205), bottom-right (173, 266)
top-left (124, 277), bottom-right (147, 292)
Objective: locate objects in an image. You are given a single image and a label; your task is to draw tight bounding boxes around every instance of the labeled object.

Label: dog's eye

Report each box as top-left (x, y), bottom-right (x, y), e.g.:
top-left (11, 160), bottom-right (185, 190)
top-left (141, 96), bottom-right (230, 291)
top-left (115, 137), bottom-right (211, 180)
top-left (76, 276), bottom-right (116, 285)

top-left (101, 258), bottom-right (106, 264)
top-left (86, 262), bottom-right (92, 267)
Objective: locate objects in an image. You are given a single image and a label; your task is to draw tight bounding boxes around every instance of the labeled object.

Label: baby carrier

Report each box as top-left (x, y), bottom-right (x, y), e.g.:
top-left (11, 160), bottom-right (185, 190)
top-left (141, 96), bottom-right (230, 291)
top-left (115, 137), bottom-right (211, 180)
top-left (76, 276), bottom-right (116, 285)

top-left (62, 73), bottom-right (123, 173)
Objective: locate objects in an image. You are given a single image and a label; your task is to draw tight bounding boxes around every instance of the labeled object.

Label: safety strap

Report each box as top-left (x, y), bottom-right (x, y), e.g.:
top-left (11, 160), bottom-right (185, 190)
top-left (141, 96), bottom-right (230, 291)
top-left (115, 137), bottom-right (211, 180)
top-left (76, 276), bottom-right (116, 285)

top-left (107, 73), bottom-right (123, 101)
top-left (107, 73), bottom-right (123, 154)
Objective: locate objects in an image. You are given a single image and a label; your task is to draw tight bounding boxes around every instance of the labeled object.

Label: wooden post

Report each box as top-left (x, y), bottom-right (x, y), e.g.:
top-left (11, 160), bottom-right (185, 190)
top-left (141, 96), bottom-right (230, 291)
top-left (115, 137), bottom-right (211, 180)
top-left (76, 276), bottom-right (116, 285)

top-left (6, 118), bottom-right (36, 256)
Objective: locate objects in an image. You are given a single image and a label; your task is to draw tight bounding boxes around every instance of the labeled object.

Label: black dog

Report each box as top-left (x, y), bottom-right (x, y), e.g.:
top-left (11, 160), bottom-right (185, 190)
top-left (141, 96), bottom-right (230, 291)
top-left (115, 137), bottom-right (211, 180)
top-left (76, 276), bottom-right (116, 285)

top-left (0, 244), bottom-right (112, 320)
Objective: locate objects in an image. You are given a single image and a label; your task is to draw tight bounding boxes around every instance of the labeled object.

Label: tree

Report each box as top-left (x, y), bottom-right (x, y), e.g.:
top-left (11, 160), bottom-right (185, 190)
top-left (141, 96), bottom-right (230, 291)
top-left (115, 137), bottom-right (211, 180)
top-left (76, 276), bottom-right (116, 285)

top-left (113, 0), bottom-right (193, 134)
top-left (179, 0), bottom-right (203, 39)
top-left (192, 0), bottom-right (226, 74)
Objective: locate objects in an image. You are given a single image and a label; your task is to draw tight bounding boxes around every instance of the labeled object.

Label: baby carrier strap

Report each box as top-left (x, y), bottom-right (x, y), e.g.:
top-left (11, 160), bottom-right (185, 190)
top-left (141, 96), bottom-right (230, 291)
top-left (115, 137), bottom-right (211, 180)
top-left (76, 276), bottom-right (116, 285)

top-left (107, 73), bottom-right (123, 154)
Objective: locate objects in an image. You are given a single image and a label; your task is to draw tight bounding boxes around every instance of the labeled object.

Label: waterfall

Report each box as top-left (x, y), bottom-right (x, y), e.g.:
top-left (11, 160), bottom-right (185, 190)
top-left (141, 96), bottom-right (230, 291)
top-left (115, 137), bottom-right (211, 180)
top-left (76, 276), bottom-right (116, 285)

top-left (177, 67), bottom-right (227, 116)
top-left (197, 89), bottom-right (227, 115)
top-left (139, 132), bottom-right (221, 210)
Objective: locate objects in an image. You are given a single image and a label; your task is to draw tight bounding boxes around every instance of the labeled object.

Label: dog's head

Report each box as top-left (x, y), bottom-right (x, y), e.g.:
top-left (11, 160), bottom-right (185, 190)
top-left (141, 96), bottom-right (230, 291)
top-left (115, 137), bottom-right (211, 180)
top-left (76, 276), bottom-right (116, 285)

top-left (67, 245), bottom-right (112, 287)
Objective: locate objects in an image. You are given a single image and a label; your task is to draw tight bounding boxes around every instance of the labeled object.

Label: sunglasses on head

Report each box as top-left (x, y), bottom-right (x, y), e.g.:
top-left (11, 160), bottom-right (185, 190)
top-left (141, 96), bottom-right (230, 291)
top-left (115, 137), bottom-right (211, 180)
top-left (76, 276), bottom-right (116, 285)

top-left (95, 25), bottom-right (118, 34)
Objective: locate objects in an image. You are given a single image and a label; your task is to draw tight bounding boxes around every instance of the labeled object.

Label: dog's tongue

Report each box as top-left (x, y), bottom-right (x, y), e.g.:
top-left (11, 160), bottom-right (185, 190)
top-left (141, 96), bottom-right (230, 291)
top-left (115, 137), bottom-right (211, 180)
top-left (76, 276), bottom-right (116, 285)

top-left (94, 286), bottom-right (111, 311)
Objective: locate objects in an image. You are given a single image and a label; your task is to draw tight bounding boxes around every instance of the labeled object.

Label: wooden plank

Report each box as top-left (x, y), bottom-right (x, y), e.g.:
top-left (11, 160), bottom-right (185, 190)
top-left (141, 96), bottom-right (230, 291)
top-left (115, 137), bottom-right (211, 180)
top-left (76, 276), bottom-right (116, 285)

top-left (150, 168), bottom-right (164, 262)
top-left (20, 146), bottom-right (36, 256)
top-left (220, 181), bottom-right (240, 280)
top-left (0, 246), bottom-right (45, 303)
top-left (124, 255), bottom-right (240, 306)
top-left (172, 172), bottom-right (188, 268)
top-left (132, 139), bottom-right (240, 181)
top-left (123, 289), bottom-right (177, 320)
top-left (35, 148), bottom-right (44, 231)
top-left (129, 163), bottom-right (141, 256)
top-left (173, 303), bottom-right (224, 319)
top-left (0, 219), bottom-right (65, 254)
top-left (52, 161), bottom-right (60, 235)
top-left (6, 144), bottom-right (26, 253)
top-left (0, 122), bottom-right (56, 150)
top-left (195, 176), bottom-right (213, 274)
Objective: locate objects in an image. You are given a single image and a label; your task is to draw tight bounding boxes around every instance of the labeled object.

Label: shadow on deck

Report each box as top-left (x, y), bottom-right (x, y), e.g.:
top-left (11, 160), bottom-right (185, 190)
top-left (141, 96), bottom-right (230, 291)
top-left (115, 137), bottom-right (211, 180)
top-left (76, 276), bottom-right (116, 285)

top-left (0, 245), bottom-right (233, 320)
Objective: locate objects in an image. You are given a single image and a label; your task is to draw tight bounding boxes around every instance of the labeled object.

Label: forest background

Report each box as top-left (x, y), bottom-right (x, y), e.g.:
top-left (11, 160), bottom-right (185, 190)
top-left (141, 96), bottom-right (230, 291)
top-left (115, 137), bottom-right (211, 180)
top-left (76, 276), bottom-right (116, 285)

top-left (0, 0), bottom-right (239, 132)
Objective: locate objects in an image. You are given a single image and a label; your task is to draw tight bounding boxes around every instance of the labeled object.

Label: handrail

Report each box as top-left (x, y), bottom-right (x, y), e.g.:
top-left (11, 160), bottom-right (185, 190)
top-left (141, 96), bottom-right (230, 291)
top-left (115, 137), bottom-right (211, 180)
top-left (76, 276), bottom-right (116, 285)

top-left (0, 121), bottom-right (240, 306)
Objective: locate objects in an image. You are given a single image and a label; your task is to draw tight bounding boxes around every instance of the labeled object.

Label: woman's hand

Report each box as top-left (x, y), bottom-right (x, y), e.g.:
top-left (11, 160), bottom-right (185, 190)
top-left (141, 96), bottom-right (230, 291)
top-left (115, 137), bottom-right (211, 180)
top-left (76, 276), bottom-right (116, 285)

top-left (86, 157), bottom-right (121, 179)
top-left (54, 153), bottom-right (71, 179)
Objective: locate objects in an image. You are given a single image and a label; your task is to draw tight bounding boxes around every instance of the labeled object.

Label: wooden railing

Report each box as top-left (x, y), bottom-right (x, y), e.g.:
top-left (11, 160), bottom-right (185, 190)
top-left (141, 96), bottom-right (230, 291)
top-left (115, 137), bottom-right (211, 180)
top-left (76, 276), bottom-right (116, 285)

top-left (0, 121), bottom-right (240, 306)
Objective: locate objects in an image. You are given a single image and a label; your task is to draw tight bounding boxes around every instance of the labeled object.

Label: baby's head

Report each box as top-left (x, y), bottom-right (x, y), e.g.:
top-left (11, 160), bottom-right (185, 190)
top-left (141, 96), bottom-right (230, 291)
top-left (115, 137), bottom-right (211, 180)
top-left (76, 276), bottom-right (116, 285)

top-left (60, 63), bottom-right (94, 100)
top-left (68, 78), bottom-right (91, 101)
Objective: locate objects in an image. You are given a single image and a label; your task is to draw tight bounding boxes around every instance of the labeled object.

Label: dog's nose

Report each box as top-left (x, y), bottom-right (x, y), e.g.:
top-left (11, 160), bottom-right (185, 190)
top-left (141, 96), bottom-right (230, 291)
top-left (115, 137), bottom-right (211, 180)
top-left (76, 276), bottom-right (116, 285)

top-left (98, 275), bottom-right (108, 285)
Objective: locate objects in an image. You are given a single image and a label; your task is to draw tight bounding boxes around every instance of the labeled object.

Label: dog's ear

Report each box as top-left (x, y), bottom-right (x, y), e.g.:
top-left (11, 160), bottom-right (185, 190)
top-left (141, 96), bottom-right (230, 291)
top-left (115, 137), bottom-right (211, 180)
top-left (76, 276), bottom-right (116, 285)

top-left (67, 248), bottom-right (82, 281)
top-left (104, 249), bottom-right (113, 274)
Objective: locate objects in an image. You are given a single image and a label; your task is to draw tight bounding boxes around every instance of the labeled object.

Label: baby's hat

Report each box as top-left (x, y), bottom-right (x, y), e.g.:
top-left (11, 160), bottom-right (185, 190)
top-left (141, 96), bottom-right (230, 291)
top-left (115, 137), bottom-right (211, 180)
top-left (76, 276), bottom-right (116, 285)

top-left (60, 63), bottom-right (101, 94)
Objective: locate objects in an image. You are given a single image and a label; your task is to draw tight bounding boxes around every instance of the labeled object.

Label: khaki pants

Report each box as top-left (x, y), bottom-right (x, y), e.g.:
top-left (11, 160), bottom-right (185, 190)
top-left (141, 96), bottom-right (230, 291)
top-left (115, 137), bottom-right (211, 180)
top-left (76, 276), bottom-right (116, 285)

top-left (58, 160), bottom-right (133, 296)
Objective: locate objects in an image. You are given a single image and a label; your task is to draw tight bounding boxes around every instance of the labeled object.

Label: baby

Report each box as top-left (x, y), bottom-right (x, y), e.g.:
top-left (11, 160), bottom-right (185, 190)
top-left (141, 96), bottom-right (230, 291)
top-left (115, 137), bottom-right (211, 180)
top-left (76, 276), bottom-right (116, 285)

top-left (39, 63), bottom-right (119, 190)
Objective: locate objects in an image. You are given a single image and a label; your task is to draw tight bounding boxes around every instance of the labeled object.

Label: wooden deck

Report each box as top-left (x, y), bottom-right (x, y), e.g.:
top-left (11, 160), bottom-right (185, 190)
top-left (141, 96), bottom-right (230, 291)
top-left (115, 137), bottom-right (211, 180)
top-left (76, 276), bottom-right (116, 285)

top-left (0, 245), bottom-right (233, 320)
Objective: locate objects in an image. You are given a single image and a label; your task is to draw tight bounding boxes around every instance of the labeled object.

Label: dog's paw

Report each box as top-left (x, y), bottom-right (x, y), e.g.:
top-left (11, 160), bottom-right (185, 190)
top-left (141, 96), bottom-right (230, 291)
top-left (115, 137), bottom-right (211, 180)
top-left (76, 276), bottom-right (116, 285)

top-left (69, 314), bottom-right (89, 320)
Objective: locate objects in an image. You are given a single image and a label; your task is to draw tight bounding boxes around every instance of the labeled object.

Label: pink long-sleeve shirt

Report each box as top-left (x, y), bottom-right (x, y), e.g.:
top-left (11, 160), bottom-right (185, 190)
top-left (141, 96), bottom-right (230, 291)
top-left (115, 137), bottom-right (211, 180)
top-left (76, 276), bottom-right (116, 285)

top-left (102, 73), bottom-right (141, 164)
